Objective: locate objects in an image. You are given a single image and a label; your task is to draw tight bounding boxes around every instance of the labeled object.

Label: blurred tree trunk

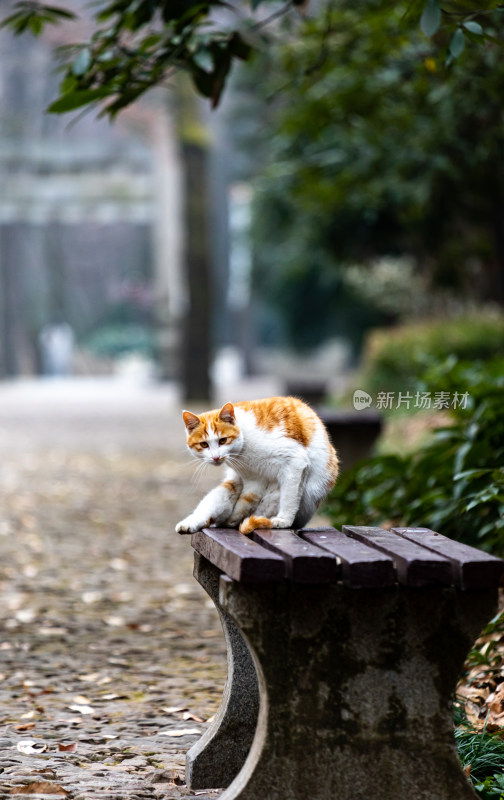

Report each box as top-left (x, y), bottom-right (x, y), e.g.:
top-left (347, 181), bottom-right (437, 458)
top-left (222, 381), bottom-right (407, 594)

top-left (177, 81), bottom-right (212, 403)
top-left (151, 107), bottom-right (185, 383)
top-left (0, 229), bottom-right (19, 377)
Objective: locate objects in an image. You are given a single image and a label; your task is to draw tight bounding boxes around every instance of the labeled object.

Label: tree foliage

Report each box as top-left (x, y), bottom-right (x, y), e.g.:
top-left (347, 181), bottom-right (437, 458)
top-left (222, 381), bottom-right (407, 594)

top-left (1, 0), bottom-right (290, 113)
top-left (246, 0), bottom-right (504, 349)
top-left (1, 1), bottom-right (503, 114)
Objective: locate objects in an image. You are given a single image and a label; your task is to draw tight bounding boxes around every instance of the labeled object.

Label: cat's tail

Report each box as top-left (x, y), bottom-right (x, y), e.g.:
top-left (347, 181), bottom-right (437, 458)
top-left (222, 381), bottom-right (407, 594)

top-left (239, 516), bottom-right (273, 535)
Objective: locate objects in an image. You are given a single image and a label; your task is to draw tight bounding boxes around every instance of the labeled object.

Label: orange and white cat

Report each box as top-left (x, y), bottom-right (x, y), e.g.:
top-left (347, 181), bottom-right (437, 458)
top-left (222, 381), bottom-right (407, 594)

top-left (176, 396), bottom-right (339, 535)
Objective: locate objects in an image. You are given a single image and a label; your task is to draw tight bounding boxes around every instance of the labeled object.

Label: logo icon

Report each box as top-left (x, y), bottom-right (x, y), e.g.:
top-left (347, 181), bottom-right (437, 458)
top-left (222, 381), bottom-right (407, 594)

top-left (353, 390), bottom-right (372, 410)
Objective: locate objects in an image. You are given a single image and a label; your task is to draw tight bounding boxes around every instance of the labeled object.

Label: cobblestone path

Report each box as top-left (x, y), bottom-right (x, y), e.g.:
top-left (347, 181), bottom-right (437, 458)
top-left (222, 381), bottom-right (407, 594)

top-left (0, 380), bottom-right (227, 800)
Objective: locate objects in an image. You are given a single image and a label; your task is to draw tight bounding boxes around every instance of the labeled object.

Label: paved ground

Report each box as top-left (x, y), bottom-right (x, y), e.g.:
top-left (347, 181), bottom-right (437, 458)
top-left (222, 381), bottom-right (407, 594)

top-left (0, 378), bottom-right (235, 799)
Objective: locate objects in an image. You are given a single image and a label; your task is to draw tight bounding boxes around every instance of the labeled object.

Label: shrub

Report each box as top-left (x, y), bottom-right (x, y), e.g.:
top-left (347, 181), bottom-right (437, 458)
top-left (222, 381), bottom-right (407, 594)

top-left (360, 312), bottom-right (504, 397)
top-left (455, 720), bottom-right (504, 799)
top-left (325, 359), bottom-right (504, 554)
top-left (454, 611), bottom-right (504, 800)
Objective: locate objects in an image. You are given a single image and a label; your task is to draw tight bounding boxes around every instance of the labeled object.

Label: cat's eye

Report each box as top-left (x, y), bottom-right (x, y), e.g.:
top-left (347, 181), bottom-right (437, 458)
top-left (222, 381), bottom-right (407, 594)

top-left (200, 442), bottom-right (209, 448)
top-left (219, 437), bottom-right (228, 445)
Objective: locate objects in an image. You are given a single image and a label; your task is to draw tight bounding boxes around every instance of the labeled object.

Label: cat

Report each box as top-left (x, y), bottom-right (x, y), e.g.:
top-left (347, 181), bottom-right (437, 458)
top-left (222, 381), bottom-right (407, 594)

top-left (175, 396), bottom-right (339, 535)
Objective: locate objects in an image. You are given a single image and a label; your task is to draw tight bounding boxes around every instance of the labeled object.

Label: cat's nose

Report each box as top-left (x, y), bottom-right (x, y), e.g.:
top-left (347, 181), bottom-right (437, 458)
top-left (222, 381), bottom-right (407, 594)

top-left (212, 455), bottom-right (221, 463)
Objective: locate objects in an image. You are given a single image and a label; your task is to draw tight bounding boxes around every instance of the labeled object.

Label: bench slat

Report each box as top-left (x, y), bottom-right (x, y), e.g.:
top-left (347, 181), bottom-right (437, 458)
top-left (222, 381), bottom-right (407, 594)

top-left (300, 528), bottom-right (395, 588)
top-left (252, 530), bottom-right (339, 583)
top-left (392, 527), bottom-right (504, 588)
top-left (191, 528), bottom-right (285, 583)
top-left (343, 526), bottom-right (453, 587)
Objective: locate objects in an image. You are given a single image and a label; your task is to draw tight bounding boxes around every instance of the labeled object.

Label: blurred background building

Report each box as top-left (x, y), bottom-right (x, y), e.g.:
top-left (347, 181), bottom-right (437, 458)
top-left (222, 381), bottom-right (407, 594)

top-left (0, 17), bottom-right (156, 377)
top-left (0, 5), bottom-right (240, 397)
top-left (0, 1), bottom-right (350, 402)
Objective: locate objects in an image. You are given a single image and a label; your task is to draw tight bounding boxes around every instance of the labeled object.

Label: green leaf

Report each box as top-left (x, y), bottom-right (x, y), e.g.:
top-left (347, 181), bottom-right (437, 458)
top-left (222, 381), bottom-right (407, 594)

top-left (228, 32), bottom-right (252, 61)
top-left (29, 15), bottom-right (44, 35)
top-left (463, 20), bottom-right (483, 36)
top-left (420, 0), bottom-right (441, 37)
top-left (40, 5), bottom-right (76, 20)
top-left (60, 74), bottom-right (78, 93)
top-left (47, 88), bottom-right (110, 113)
top-left (139, 34), bottom-right (162, 50)
top-left (450, 28), bottom-right (465, 58)
top-left (454, 469), bottom-right (493, 481)
top-left (0, 3), bottom-right (76, 35)
top-left (72, 48), bottom-right (91, 76)
top-left (193, 48), bottom-right (214, 73)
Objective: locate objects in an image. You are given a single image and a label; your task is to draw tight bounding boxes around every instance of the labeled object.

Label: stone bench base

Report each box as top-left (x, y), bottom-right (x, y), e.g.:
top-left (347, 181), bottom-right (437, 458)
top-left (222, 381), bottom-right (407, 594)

top-left (187, 553), bottom-right (496, 800)
top-left (185, 526), bottom-right (504, 800)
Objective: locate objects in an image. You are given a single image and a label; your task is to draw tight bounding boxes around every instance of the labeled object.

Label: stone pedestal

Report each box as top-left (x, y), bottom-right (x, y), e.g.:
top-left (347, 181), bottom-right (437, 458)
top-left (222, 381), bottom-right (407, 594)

top-left (188, 555), bottom-right (497, 800)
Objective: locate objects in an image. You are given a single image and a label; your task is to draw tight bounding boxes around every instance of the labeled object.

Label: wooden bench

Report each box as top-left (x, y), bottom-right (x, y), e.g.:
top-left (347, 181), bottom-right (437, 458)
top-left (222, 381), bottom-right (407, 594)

top-left (184, 526), bottom-right (504, 800)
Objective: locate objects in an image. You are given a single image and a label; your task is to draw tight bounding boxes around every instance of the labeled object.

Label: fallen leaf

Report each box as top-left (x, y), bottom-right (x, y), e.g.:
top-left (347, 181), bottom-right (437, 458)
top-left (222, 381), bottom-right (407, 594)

top-left (68, 704), bottom-right (94, 715)
top-left (10, 781), bottom-right (67, 795)
top-left (15, 723), bottom-right (36, 732)
top-left (81, 591), bottom-right (102, 604)
top-left (109, 557), bottom-right (127, 571)
top-left (15, 609), bottom-right (36, 623)
top-left (39, 627), bottom-right (67, 636)
top-left (158, 728), bottom-right (201, 737)
top-left (72, 695), bottom-right (91, 705)
top-left (103, 616), bottom-right (125, 627)
top-left (145, 769), bottom-right (182, 784)
top-left (182, 712), bottom-right (204, 723)
top-left (162, 706), bottom-right (188, 715)
top-left (31, 769), bottom-right (56, 779)
top-left (488, 684), bottom-right (504, 715)
top-left (58, 742), bottom-right (78, 752)
top-left (456, 684), bottom-right (489, 703)
top-left (77, 673), bottom-right (100, 682)
top-left (16, 739), bottom-right (48, 754)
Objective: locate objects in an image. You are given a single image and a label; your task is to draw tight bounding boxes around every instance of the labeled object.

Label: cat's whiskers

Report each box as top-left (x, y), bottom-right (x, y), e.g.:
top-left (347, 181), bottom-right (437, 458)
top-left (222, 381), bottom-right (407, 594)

top-left (190, 459), bottom-right (212, 488)
top-left (225, 455), bottom-right (247, 477)
top-left (176, 458), bottom-right (201, 476)
top-left (227, 453), bottom-right (272, 475)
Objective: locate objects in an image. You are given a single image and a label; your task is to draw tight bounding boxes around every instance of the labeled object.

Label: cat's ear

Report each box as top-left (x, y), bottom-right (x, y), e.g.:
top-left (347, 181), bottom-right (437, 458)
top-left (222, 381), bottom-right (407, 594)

top-left (218, 402), bottom-right (236, 425)
top-left (183, 410), bottom-right (201, 432)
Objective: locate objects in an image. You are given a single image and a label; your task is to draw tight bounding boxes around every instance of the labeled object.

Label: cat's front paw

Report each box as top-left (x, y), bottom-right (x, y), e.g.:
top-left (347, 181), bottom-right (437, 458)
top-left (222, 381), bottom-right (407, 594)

top-left (270, 515), bottom-right (293, 529)
top-left (175, 515), bottom-right (207, 534)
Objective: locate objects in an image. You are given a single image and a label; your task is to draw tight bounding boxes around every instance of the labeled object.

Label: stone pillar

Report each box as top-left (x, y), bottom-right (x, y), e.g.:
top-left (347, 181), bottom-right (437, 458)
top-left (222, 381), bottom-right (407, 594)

top-left (186, 554), bottom-right (260, 789)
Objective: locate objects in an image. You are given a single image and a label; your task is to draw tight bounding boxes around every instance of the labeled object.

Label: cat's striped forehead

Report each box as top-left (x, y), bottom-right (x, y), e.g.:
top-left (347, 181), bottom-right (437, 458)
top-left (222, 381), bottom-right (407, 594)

top-left (186, 411), bottom-right (239, 448)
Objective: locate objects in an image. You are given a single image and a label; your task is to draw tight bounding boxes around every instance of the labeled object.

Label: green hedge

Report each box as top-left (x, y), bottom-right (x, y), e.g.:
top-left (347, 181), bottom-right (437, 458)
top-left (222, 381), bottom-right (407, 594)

top-left (360, 313), bottom-right (504, 397)
top-left (325, 358), bottom-right (504, 554)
